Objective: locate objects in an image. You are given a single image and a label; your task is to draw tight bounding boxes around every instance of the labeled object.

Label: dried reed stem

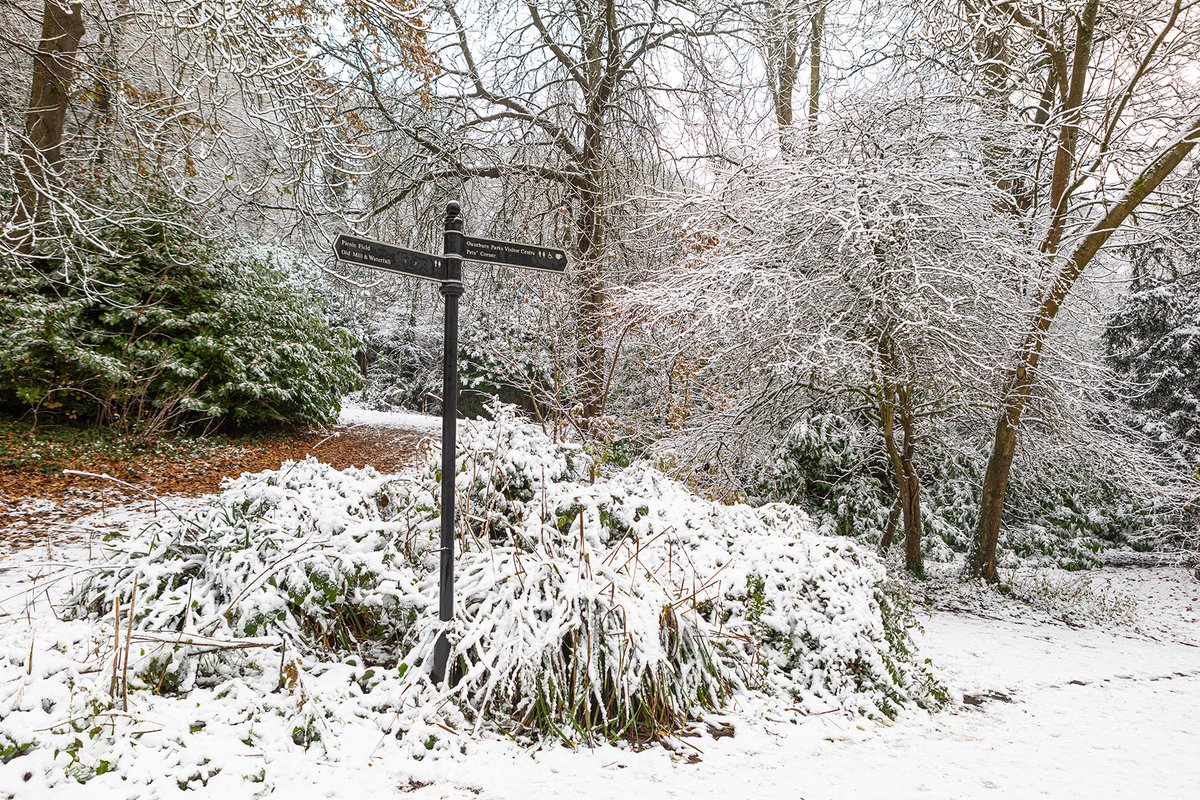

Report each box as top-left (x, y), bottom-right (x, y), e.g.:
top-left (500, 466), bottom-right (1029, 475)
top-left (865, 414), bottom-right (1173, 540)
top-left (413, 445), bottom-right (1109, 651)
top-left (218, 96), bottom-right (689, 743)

top-left (122, 577), bottom-right (138, 711)
top-left (110, 596), bottom-right (120, 697)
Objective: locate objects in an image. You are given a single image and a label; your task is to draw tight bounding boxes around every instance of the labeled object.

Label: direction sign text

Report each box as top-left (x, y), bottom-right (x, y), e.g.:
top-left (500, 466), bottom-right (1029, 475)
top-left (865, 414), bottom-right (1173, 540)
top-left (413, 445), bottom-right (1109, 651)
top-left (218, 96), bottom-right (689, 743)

top-left (463, 236), bottom-right (568, 273)
top-left (334, 234), bottom-right (446, 282)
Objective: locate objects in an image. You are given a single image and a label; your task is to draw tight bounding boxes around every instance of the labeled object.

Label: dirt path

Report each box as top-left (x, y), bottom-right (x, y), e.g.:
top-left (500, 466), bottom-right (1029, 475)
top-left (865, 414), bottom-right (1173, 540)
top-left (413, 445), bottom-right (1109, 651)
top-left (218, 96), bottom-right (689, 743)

top-left (0, 424), bottom-right (432, 551)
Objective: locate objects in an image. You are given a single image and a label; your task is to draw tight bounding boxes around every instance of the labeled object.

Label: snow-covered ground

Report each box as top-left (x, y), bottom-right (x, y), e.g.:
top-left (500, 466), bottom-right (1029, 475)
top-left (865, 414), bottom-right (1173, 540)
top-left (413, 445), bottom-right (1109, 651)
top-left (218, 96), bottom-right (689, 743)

top-left (4, 530), bottom-right (1196, 798)
top-left (1, 413), bottom-right (1197, 800)
top-left (439, 587), bottom-right (1200, 800)
top-left (339, 405), bottom-right (442, 433)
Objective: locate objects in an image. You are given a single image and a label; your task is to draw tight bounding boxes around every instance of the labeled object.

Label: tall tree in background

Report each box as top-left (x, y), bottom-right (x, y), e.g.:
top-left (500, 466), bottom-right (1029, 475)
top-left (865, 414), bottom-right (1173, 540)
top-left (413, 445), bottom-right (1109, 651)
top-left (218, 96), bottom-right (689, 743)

top-left (1, 0), bottom-right (434, 258)
top-left (919, 0), bottom-right (1200, 581)
top-left (721, 0), bottom-right (831, 153)
top-left (8, 1), bottom-right (84, 249)
top-left (374, 1), bottom-right (716, 418)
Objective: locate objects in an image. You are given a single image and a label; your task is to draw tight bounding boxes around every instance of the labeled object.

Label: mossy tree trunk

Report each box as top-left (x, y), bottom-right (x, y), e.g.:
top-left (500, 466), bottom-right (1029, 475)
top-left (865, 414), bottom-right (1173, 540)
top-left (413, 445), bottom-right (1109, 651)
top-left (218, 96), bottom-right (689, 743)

top-left (879, 368), bottom-right (924, 578)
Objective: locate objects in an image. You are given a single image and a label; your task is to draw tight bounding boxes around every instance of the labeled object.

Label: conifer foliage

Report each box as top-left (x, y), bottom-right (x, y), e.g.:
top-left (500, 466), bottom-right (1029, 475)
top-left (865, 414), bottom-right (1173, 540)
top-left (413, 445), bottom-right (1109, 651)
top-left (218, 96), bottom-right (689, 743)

top-left (1106, 268), bottom-right (1200, 472)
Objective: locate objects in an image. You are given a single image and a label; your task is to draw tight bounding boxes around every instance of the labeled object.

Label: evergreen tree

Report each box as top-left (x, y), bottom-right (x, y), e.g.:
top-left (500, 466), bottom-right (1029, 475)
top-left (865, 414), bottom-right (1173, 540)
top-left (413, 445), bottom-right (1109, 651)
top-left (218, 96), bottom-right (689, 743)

top-left (1106, 254), bottom-right (1200, 471)
top-left (0, 187), bottom-right (361, 432)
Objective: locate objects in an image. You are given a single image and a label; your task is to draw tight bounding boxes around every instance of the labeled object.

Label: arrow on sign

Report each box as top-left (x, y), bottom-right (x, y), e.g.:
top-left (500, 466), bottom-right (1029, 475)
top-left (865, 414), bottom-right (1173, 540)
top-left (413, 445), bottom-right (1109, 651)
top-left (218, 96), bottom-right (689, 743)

top-left (463, 236), bottom-right (569, 273)
top-left (334, 233), bottom-right (446, 282)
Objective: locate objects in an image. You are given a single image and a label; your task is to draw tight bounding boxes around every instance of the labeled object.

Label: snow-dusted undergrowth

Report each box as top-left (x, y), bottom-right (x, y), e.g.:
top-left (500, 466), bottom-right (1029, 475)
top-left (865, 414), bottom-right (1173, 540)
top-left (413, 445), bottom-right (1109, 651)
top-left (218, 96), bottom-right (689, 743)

top-left (1, 407), bottom-right (938, 788)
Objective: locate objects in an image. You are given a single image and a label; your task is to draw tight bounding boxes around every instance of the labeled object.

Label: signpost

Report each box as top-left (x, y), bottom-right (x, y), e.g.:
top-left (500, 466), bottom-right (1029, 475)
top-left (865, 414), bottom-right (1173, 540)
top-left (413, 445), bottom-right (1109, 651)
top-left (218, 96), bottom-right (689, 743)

top-left (334, 203), bottom-right (568, 685)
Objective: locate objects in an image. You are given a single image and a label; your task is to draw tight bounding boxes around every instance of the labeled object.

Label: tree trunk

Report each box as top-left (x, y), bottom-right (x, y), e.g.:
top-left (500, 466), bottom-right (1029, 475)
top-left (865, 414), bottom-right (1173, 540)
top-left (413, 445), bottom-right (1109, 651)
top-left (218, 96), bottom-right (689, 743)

top-left (806, 4), bottom-right (824, 142)
top-left (90, 8), bottom-right (122, 171)
top-left (573, 0), bottom-right (621, 420)
top-left (881, 383), bottom-right (924, 577)
top-left (771, 8), bottom-right (800, 156)
top-left (880, 493), bottom-right (901, 552)
top-left (897, 390), bottom-right (923, 577)
top-left (972, 409), bottom-right (1018, 582)
top-left (576, 178), bottom-right (607, 417)
top-left (972, 112), bottom-right (1200, 582)
top-left (901, 473), bottom-right (923, 576)
top-left (9, 1), bottom-right (85, 246)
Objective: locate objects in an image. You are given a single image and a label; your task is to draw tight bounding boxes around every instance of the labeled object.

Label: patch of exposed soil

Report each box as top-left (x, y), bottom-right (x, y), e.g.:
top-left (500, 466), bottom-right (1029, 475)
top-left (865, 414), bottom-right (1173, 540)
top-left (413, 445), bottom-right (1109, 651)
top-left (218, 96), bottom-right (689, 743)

top-left (0, 424), bottom-right (431, 551)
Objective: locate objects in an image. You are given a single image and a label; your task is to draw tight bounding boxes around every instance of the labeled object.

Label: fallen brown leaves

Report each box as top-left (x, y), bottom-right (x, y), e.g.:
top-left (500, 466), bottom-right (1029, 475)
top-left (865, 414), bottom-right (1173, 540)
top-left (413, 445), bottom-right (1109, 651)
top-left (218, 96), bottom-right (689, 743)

top-left (0, 424), bottom-right (431, 551)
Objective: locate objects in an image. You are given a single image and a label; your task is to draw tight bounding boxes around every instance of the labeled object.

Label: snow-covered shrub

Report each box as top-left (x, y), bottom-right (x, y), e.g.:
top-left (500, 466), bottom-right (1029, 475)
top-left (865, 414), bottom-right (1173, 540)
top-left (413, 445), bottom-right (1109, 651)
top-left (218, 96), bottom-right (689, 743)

top-left (921, 448), bottom-right (1156, 569)
top-left (69, 405), bottom-right (935, 747)
top-left (69, 462), bottom-right (424, 662)
top-left (754, 410), bottom-right (1159, 570)
top-left (1106, 269), bottom-right (1200, 471)
top-left (444, 406), bottom-right (588, 543)
top-left (917, 445), bottom-right (982, 559)
top-left (1005, 572), bottom-right (1140, 628)
top-left (360, 304), bottom-right (555, 417)
top-left (753, 414), bottom-right (967, 564)
top-left (754, 413), bottom-right (892, 542)
top-left (0, 185), bottom-right (361, 430)
top-left (999, 467), bottom-right (1158, 570)
top-left (357, 313), bottom-right (443, 412)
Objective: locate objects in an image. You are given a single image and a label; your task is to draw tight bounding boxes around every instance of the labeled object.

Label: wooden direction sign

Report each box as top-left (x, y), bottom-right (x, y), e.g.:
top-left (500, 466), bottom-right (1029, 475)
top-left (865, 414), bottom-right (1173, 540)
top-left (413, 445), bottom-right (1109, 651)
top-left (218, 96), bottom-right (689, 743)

top-left (464, 236), bottom-right (569, 273)
top-left (333, 233), bottom-right (445, 282)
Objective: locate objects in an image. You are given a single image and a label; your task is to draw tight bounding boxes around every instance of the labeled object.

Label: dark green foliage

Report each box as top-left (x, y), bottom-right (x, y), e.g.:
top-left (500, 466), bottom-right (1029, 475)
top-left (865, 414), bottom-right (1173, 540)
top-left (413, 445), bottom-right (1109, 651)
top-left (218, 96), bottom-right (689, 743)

top-left (757, 413), bottom-right (1155, 568)
top-left (360, 305), bottom-right (553, 417)
top-left (878, 582), bottom-right (949, 710)
top-left (0, 736), bottom-right (34, 764)
top-left (1105, 268), bottom-right (1200, 471)
top-left (754, 413), bottom-right (892, 541)
top-left (0, 187), bottom-right (360, 430)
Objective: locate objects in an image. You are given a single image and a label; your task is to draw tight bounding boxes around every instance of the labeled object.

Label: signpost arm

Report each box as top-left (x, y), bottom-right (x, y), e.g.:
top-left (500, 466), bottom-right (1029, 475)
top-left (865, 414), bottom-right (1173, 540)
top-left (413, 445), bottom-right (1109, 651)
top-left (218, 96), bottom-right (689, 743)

top-left (432, 202), bottom-right (464, 686)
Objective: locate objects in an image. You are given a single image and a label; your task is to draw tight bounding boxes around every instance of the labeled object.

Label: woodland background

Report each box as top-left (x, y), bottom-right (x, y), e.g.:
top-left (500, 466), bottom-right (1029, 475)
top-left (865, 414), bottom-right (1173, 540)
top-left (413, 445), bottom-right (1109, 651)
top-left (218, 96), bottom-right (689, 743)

top-left (3, 0), bottom-right (1200, 583)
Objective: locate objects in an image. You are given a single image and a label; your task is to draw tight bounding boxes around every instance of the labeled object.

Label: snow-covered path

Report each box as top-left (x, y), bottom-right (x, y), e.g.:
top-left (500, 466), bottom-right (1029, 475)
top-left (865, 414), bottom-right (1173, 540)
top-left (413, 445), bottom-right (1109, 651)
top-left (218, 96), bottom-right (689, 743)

top-left (393, 578), bottom-right (1198, 800)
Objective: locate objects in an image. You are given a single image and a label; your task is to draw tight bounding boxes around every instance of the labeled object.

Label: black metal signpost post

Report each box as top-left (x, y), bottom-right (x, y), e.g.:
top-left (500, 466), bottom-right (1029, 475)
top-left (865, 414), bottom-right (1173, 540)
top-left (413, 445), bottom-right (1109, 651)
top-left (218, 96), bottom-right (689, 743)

top-left (333, 203), bottom-right (568, 686)
top-left (433, 203), bottom-right (464, 684)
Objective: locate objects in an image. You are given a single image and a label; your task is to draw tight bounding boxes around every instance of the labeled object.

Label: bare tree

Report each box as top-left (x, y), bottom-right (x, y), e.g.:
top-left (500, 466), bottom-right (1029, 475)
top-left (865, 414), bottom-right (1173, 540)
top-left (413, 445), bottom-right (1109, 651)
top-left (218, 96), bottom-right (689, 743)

top-left (916, 0), bottom-right (1200, 580)
top-left (628, 92), bottom-right (1034, 575)
top-left (369, 0), bottom-right (720, 418)
top-left (1, 1), bottom-right (434, 261)
top-left (715, 0), bottom-right (833, 154)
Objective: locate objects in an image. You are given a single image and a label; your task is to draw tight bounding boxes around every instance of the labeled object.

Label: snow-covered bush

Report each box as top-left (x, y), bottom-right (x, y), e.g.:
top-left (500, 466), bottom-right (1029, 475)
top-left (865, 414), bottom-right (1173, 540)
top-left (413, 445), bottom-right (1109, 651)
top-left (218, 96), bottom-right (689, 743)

top-left (356, 312), bottom-right (442, 412)
top-left (1106, 269), bottom-right (1200, 472)
top-left (753, 412), bottom-right (1157, 571)
top-left (70, 462), bottom-right (423, 662)
top-left (360, 304), bottom-right (555, 417)
top-left (754, 413), bottom-right (892, 542)
top-left (0, 185), bottom-right (361, 430)
top-left (66, 406), bottom-right (936, 750)
top-left (999, 465), bottom-right (1158, 569)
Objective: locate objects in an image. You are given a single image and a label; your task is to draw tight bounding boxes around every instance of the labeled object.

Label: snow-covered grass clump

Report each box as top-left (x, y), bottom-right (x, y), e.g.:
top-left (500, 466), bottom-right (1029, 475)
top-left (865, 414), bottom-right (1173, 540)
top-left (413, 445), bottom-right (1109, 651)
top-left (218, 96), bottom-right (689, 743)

top-left (4, 406), bottom-right (938, 785)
